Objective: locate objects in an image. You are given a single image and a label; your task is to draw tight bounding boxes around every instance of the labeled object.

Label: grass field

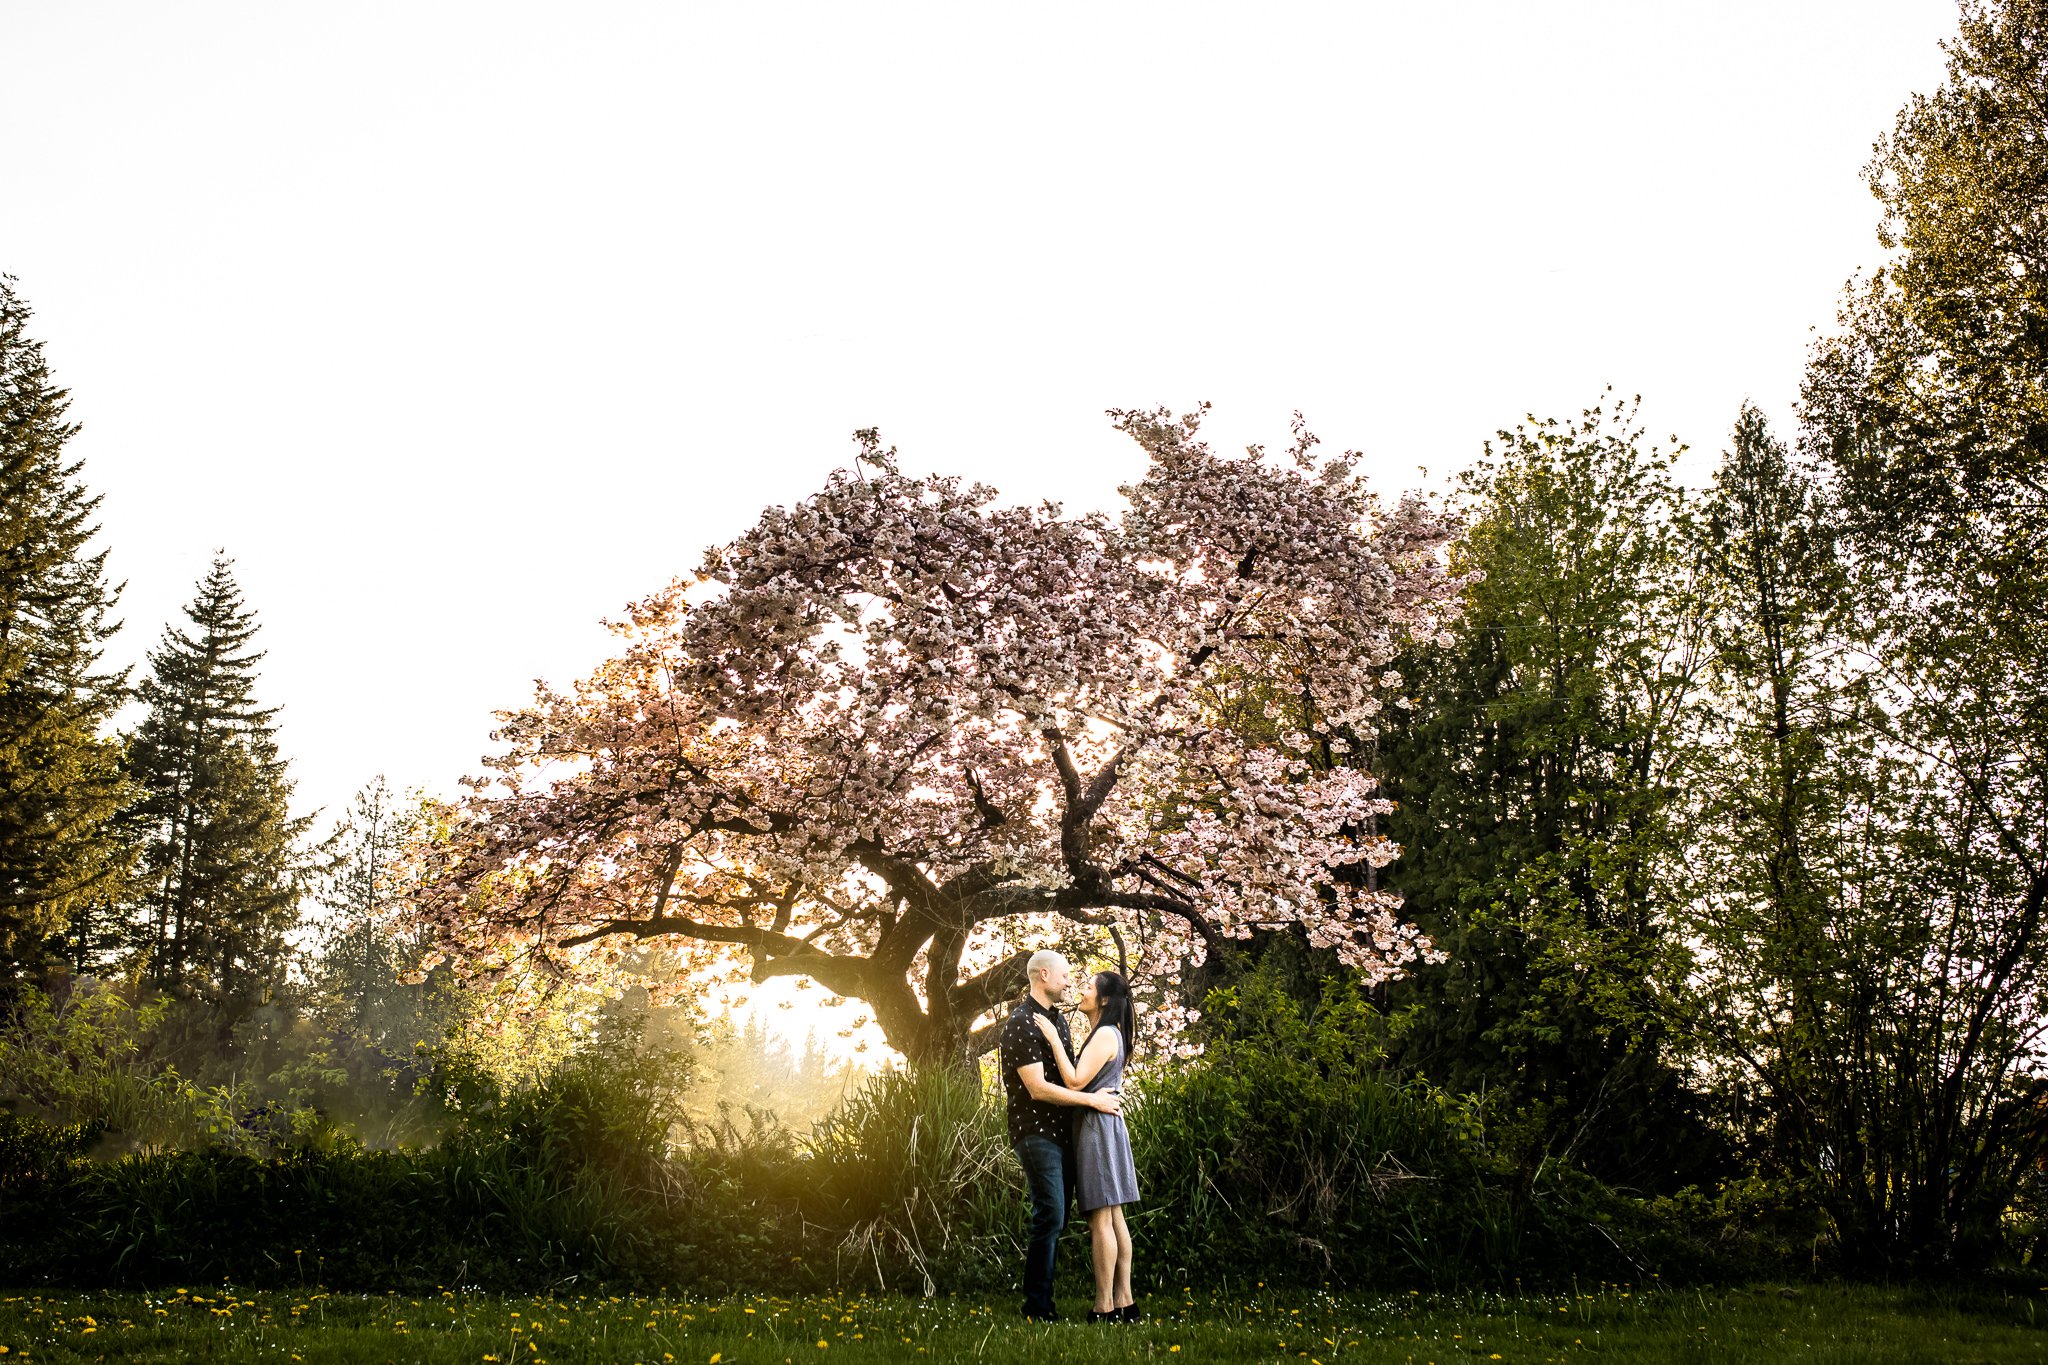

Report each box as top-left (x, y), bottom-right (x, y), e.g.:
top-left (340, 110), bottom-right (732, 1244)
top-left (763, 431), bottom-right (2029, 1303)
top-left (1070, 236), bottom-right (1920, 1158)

top-left (1, 1282), bottom-right (2043, 1363)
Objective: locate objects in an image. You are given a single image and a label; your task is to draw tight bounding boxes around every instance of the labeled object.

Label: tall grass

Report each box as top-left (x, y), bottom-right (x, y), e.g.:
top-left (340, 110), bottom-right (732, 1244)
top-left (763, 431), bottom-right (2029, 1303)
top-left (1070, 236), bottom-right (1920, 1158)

top-left (799, 1066), bottom-right (1019, 1293)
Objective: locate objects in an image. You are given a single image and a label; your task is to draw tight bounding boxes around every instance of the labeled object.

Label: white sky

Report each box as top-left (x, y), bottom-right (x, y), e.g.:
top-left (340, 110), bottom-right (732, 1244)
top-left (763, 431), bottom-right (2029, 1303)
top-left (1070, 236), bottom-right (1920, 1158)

top-left (3, 3), bottom-right (1958, 1058)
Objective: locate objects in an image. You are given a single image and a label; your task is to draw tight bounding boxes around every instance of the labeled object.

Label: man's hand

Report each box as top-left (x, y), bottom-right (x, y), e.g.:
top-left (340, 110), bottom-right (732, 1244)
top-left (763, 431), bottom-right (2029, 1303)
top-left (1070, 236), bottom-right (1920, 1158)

top-left (1091, 1090), bottom-right (1122, 1116)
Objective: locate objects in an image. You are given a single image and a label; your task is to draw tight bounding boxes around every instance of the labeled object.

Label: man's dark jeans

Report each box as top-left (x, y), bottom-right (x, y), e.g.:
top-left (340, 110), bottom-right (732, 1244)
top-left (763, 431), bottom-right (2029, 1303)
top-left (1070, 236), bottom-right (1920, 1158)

top-left (1014, 1134), bottom-right (1072, 1317)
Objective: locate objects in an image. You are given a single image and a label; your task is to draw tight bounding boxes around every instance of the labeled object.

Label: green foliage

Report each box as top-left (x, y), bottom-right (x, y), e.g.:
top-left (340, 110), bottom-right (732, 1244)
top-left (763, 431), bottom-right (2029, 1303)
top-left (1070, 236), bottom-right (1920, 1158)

top-left (0, 980), bottom-right (1769, 1293)
top-left (0, 1009), bottom-right (736, 1291)
top-left (0, 983), bottom-right (251, 1154)
top-left (1375, 397), bottom-right (1715, 1189)
top-left (1132, 977), bottom-right (1733, 1286)
top-left (122, 555), bottom-right (324, 1009)
top-left (1132, 979), bottom-right (1478, 1282)
top-left (0, 277), bottom-right (130, 983)
top-left (1805, 0), bottom-right (2048, 584)
top-left (1714, 0), bottom-right (2048, 1269)
top-left (799, 1065), bottom-right (1018, 1292)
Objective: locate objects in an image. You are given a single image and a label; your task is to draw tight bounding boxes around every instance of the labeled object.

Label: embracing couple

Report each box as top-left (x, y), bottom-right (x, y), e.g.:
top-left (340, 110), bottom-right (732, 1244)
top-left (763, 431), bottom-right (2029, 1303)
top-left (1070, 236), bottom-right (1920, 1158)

top-left (997, 949), bottom-right (1141, 1323)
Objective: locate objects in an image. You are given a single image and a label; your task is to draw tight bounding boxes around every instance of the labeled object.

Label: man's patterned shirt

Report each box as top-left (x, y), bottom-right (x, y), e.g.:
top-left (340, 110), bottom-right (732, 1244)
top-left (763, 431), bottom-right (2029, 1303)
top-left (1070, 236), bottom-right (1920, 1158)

top-left (999, 995), bottom-right (1076, 1145)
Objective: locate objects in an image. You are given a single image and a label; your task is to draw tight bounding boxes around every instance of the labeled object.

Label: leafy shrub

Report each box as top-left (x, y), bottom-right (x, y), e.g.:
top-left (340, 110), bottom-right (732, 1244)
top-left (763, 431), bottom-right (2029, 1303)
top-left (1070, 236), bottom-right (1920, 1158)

top-left (1130, 979), bottom-right (1496, 1283)
top-left (0, 1009), bottom-right (760, 1291)
top-left (0, 983), bottom-right (252, 1154)
top-left (0, 980), bottom-right (1784, 1293)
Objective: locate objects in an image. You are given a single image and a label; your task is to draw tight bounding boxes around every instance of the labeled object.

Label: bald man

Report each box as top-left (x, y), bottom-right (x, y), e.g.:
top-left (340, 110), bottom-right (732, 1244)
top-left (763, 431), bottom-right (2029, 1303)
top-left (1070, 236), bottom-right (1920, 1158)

top-left (999, 949), bottom-right (1121, 1321)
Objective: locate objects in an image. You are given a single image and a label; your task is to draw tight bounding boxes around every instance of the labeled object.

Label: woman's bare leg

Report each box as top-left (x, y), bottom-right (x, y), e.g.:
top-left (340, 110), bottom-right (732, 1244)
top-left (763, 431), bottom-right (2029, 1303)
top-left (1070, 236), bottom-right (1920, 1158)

top-left (1087, 1208), bottom-right (1117, 1312)
top-left (1112, 1205), bottom-right (1134, 1308)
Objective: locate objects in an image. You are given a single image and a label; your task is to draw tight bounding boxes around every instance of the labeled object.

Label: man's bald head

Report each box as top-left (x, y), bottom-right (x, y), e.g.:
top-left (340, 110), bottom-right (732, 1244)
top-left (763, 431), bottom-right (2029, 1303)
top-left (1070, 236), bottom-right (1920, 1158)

top-left (1027, 950), bottom-right (1071, 1004)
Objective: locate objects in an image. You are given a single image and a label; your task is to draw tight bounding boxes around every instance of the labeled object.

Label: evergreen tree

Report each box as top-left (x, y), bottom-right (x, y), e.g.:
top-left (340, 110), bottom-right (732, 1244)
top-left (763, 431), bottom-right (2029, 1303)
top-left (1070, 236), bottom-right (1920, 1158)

top-left (125, 554), bottom-right (317, 1007)
top-left (320, 776), bottom-right (415, 927)
top-left (0, 277), bottom-right (129, 983)
top-left (306, 776), bottom-right (435, 1047)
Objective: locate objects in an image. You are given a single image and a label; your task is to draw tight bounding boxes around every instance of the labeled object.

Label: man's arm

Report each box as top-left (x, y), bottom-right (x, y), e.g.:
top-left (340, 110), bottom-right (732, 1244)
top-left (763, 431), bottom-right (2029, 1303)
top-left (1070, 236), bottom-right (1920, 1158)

top-left (1016, 1062), bottom-right (1120, 1113)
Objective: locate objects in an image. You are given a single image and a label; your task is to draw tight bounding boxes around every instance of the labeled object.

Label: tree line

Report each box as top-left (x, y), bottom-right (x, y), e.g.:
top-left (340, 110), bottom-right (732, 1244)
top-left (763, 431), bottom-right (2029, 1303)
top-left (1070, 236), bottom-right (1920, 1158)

top-left (1372, 0), bottom-right (2048, 1264)
top-left (0, 277), bottom-right (326, 1013)
top-left (2, 0), bottom-right (2046, 1279)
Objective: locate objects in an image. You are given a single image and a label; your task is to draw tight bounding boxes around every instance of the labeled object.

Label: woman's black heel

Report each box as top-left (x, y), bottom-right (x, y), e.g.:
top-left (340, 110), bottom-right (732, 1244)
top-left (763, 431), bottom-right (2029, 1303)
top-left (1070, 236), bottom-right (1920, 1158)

top-left (1087, 1309), bottom-right (1117, 1323)
top-left (1116, 1304), bottom-right (1141, 1323)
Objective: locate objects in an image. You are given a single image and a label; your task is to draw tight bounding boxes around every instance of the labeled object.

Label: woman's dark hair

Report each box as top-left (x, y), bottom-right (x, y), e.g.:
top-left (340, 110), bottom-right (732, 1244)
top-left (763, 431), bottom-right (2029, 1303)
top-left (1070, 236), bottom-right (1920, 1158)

top-left (1093, 971), bottom-right (1138, 1059)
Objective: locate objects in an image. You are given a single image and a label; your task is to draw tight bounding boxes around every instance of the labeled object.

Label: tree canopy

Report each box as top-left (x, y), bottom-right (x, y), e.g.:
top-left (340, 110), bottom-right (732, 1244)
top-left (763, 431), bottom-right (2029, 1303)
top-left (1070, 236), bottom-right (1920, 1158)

top-left (419, 411), bottom-right (1459, 1067)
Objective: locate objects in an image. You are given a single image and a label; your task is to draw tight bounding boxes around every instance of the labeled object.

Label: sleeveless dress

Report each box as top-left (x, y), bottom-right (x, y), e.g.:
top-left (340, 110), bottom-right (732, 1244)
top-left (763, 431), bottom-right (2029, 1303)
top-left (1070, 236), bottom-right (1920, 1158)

top-left (1074, 1027), bottom-right (1140, 1212)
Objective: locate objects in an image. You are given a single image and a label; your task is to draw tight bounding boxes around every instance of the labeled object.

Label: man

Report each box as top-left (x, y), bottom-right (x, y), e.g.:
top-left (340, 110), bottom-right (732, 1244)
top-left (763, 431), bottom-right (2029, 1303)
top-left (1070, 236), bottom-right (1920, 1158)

top-left (999, 948), bottom-right (1121, 1321)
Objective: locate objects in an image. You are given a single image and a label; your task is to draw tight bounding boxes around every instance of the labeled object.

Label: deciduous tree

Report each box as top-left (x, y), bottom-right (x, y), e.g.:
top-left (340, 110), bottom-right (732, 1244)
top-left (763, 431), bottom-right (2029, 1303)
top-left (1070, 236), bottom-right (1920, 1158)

top-left (418, 410), bottom-right (1459, 1069)
top-left (1762, 0), bottom-right (2048, 1265)
top-left (1375, 398), bottom-right (1712, 1186)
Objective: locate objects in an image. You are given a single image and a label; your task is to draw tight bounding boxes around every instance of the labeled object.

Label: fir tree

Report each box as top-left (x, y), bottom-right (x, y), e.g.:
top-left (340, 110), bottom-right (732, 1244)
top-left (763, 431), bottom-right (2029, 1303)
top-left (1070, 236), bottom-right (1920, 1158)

top-left (0, 277), bottom-right (129, 983)
top-left (307, 776), bottom-right (432, 1044)
top-left (125, 554), bottom-right (318, 1006)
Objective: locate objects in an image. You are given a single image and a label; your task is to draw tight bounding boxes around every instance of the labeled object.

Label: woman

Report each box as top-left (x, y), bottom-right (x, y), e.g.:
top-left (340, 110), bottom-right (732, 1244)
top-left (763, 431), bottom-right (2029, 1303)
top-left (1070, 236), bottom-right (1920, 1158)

top-left (1031, 970), bottom-right (1140, 1323)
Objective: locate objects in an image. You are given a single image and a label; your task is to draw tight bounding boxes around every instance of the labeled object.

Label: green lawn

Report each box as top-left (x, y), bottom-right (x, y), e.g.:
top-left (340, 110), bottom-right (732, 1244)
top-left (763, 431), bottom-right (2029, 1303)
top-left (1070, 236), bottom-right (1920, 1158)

top-left (1, 1282), bottom-right (2043, 1363)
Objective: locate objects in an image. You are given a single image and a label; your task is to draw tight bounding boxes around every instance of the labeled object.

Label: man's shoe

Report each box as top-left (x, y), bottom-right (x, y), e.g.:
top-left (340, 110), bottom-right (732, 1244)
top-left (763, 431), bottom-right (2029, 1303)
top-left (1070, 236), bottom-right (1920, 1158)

top-left (1021, 1305), bottom-right (1059, 1322)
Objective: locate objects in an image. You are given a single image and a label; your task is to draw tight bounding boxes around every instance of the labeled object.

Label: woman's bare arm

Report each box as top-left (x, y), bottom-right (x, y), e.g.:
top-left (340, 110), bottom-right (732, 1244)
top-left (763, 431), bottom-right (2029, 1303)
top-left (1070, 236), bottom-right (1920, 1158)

top-left (1068, 1027), bottom-right (1117, 1090)
top-left (1035, 1014), bottom-right (1117, 1090)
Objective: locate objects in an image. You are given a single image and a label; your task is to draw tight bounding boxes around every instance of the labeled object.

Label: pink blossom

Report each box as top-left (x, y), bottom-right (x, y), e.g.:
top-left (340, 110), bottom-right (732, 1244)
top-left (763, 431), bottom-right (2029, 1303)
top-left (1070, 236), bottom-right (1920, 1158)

top-left (411, 411), bottom-right (1460, 1064)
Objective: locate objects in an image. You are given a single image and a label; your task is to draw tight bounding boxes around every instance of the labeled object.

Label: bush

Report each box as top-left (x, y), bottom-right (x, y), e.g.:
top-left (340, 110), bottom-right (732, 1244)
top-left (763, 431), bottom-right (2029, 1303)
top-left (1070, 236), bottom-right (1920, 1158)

top-left (1128, 978), bottom-right (1642, 1286)
top-left (0, 980), bottom-right (1781, 1293)
top-left (0, 983), bottom-right (251, 1154)
top-left (0, 1009), bottom-right (765, 1291)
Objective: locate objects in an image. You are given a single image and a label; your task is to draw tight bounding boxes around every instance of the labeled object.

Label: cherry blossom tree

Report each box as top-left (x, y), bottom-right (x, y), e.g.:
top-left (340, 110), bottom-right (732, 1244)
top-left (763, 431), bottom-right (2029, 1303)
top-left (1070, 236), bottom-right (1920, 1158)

top-left (415, 408), bottom-right (1460, 1069)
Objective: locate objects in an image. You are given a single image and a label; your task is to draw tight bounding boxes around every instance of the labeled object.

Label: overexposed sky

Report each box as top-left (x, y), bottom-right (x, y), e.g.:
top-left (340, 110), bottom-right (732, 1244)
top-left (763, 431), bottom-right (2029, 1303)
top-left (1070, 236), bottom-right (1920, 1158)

top-left (4, 1), bottom-right (1957, 835)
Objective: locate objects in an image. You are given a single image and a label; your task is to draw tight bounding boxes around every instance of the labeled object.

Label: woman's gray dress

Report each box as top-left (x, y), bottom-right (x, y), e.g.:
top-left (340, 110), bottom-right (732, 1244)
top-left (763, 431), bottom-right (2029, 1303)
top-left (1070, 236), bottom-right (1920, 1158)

top-left (1074, 1027), bottom-right (1140, 1212)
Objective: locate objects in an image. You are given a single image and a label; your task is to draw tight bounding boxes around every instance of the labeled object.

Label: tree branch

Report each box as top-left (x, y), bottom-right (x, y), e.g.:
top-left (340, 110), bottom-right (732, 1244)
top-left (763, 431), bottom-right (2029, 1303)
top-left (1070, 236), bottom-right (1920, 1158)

top-left (948, 948), bottom-right (1033, 1013)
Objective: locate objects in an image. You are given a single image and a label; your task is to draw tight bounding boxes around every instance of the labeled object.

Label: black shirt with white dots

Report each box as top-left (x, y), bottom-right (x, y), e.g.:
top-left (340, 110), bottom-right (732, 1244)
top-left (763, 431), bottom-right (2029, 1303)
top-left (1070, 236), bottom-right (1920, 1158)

top-left (999, 995), bottom-right (1075, 1146)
